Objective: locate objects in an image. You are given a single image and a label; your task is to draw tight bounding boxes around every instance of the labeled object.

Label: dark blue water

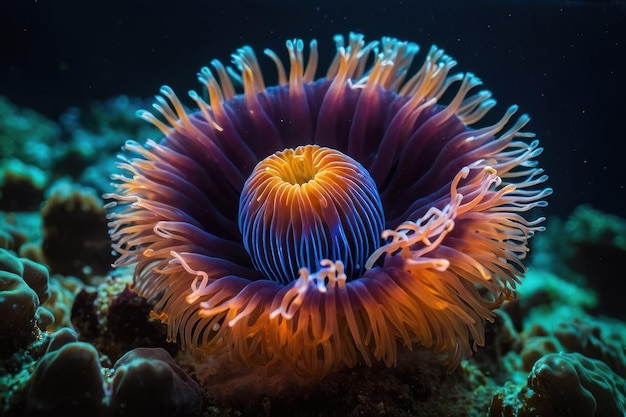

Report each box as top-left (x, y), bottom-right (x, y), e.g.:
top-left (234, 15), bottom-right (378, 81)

top-left (1, 0), bottom-right (625, 220)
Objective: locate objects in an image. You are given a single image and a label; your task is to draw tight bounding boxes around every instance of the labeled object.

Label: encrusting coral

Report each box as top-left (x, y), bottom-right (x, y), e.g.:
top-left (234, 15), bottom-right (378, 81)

top-left (42, 275), bottom-right (83, 331)
top-left (109, 347), bottom-right (203, 417)
top-left (489, 352), bottom-right (626, 417)
top-left (23, 340), bottom-right (105, 417)
top-left (16, 327), bottom-right (202, 417)
top-left (485, 264), bottom-right (626, 417)
top-left (0, 248), bottom-right (52, 356)
top-left (531, 205), bottom-right (626, 319)
top-left (40, 181), bottom-right (113, 280)
top-left (0, 247), bottom-right (201, 416)
top-left (70, 276), bottom-right (175, 362)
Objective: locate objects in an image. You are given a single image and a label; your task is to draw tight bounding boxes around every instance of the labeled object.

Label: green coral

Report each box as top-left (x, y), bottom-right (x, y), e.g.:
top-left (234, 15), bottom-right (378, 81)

top-left (0, 97), bottom-right (61, 170)
top-left (490, 352), bottom-right (626, 417)
top-left (531, 205), bottom-right (626, 283)
top-left (566, 205), bottom-right (626, 250)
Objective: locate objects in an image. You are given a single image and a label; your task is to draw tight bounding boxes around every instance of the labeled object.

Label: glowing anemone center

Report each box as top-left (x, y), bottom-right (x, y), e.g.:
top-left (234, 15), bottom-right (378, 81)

top-left (238, 145), bottom-right (385, 283)
top-left (277, 147), bottom-right (318, 185)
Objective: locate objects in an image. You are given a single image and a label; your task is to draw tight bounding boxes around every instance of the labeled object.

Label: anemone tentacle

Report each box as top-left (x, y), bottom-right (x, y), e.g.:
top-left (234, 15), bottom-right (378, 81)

top-left (106, 32), bottom-right (551, 378)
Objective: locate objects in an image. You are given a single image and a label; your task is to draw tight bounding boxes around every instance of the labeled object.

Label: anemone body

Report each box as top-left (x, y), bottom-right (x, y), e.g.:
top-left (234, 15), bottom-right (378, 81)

top-left (107, 33), bottom-right (551, 378)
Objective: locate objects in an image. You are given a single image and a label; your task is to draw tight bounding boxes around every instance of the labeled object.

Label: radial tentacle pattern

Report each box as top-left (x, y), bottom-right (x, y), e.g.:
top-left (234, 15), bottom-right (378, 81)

top-left (106, 33), bottom-right (552, 378)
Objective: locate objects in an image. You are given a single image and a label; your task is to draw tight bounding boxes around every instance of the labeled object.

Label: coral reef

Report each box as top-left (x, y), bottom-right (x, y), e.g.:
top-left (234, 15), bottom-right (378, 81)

top-left (0, 159), bottom-right (48, 212)
top-left (485, 267), bottom-right (626, 417)
top-left (110, 347), bottom-right (202, 417)
top-left (0, 249), bottom-right (52, 356)
top-left (0, 95), bottom-right (625, 416)
top-left (40, 181), bottom-right (113, 280)
top-left (532, 205), bottom-right (626, 318)
top-left (14, 327), bottom-right (201, 417)
top-left (22, 340), bottom-right (106, 417)
top-left (0, 97), bottom-right (61, 170)
top-left (490, 352), bottom-right (626, 417)
top-left (70, 274), bottom-right (176, 363)
top-left (42, 275), bottom-right (83, 331)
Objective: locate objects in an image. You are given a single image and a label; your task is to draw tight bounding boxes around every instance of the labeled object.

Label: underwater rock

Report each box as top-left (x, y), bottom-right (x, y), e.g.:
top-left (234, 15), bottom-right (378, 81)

top-left (56, 96), bottom-right (159, 195)
top-left (0, 254), bottom-right (38, 355)
top-left (0, 212), bottom-right (42, 256)
top-left (519, 326), bottom-right (564, 372)
top-left (474, 309), bottom-right (521, 373)
top-left (529, 352), bottom-right (626, 417)
top-left (59, 95), bottom-right (156, 143)
top-left (40, 181), bottom-right (113, 280)
top-left (507, 270), bottom-right (626, 377)
top-left (7, 327), bottom-right (199, 417)
top-left (553, 319), bottom-right (626, 378)
top-left (23, 341), bottom-right (106, 417)
top-left (109, 347), bottom-right (202, 417)
top-left (45, 326), bottom-right (79, 352)
top-left (0, 248), bottom-right (52, 356)
top-left (0, 95), bottom-right (154, 194)
top-left (502, 269), bottom-right (598, 330)
top-left (42, 275), bottom-right (83, 332)
top-left (0, 159), bottom-right (48, 212)
top-left (19, 256), bottom-right (51, 306)
top-left (485, 255), bottom-right (626, 416)
top-left (70, 275), bottom-right (176, 363)
top-left (186, 344), bottom-right (492, 417)
top-left (70, 287), bottom-right (99, 340)
top-left (106, 285), bottom-right (174, 354)
top-left (0, 228), bottom-right (13, 249)
top-left (489, 352), bottom-right (626, 417)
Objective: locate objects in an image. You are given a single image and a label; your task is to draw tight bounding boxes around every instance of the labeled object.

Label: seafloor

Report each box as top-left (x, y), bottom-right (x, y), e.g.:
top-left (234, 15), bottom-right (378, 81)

top-left (1, 95), bottom-right (625, 416)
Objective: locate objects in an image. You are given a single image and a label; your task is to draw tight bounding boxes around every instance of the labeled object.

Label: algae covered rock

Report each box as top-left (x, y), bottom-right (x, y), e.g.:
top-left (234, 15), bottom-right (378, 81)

top-left (23, 342), bottom-right (106, 417)
top-left (40, 181), bottom-right (113, 279)
top-left (16, 331), bottom-right (201, 417)
top-left (489, 352), bottom-right (626, 417)
top-left (0, 248), bottom-right (52, 355)
top-left (109, 347), bottom-right (202, 417)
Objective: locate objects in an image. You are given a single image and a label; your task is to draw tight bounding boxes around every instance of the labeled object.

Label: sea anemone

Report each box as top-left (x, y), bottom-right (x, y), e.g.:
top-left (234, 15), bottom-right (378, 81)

top-left (106, 33), bottom-right (551, 377)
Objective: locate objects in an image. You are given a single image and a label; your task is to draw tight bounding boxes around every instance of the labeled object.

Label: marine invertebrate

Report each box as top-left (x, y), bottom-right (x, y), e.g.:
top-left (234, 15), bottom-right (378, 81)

top-left (107, 33), bottom-right (551, 377)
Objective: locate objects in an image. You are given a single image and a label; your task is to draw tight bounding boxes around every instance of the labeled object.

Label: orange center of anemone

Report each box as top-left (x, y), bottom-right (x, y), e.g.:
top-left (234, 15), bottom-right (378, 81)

top-left (275, 146), bottom-right (319, 185)
top-left (238, 145), bottom-right (386, 284)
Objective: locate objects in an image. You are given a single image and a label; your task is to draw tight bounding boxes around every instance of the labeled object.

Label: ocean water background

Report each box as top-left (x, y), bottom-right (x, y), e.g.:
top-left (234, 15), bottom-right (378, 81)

top-left (1, 0), bottom-right (625, 221)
